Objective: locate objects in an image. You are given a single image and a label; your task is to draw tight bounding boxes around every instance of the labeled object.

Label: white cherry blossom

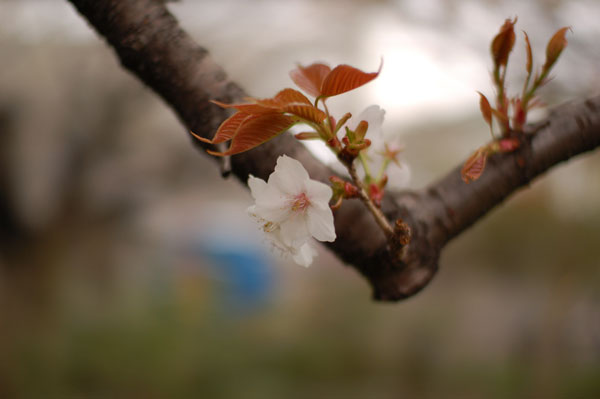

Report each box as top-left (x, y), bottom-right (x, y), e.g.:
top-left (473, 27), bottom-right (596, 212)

top-left (349, 105), bottom-right (411, 189)
top-left (247, 155), bottom-right (335, 267)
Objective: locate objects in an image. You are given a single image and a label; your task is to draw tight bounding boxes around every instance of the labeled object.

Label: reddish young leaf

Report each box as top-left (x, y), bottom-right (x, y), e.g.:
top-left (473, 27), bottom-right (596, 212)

top-left (491, 18), bottom-right (517, 67)
top-left (211, 99), bottom-right (280, 115)
top-left (294, 131), bottom-right (321, 140)
top-left (320, 61), bottom-right (382, 98)
top-left (207, 113), bottom-right (296, 156)
top-left (477, 92), bottom-right (493, 128)
top-left (272, 88), bottom-right (326, 123)
top-left (289, 63), bottom-right (331, 98)
top-left (197, 111), bottom-right (252, 144)
top-left (329, 115), bottom-right (337, 132)
top-left (543, 26), bottom-right (570, 72)
top-left (273, 88), bottom-right (312, 106)
top-left (523, 31), bottom-right (533, 76)
top-left (461, 148), bottom-right (488, 183)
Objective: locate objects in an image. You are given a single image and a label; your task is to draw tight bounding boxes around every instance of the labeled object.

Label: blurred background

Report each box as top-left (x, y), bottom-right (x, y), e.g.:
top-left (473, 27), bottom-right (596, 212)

top-left (1, 0), bottom-right (599, 397)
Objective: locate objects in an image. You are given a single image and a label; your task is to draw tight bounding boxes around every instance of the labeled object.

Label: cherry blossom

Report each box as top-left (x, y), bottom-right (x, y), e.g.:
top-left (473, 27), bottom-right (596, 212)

top-left (349, 105), bottom-right (411, 189)
top-left (247, 155), bottom-right (335, 266)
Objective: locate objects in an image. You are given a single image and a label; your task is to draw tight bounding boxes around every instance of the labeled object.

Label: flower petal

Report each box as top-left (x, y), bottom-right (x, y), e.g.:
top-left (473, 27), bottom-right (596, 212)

top-left (304, 179), bottom-right (332, 210)
top-left (350, 105), bottom-right (385, 131)
top-left (279, 213), bottom-right (310, 247)
top-left (253, 186), bottom-right (291, 223)
top-left (387, 160), bottom-right (411, 190)
top-left (268, 155), bottom-right (310, 195)
top-left (247, 175), bottom-right (268, 199)
top-left (307, 206), bottom-right (336, 242)
top-left (292, 242), bottom-right (317, 267)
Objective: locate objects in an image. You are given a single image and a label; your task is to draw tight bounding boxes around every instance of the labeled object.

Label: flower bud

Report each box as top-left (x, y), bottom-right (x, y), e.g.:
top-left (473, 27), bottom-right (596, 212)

top-left (294, 132), bottom-right (320, 140)
top-left (354, 120), bottom-right (369, 141)
top-left (368, 183), bottom-right (384, 207)
top-left (498, 138), bottom-right (520, 152)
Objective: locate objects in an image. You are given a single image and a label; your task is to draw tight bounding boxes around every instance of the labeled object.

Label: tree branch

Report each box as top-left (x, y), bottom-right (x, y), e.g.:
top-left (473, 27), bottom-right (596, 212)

top-left (67, 0), bottom-right (600, 301)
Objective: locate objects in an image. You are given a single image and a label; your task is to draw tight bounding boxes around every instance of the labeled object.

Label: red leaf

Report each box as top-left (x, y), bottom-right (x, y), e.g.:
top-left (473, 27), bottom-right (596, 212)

top-left (272, 88), bottom-right (326, 123)
top-left (544, 26), bottom-right (570, 72)
top-left (211, 99), bottom-right (280, 115)
top-left (207, 114), bottom-right (296, 156)
top-left (523, 31), bottom-right (533, 76)
top-left (461, 148), bottom-right (488, 183)
top-left (491, 18), bottom-right (517, 67)
top-left (273, 88), bottom-right (312, 106)
top-left (198, 111), bottom-right (252, 144)
top-left (294, 132), bottom-right (320, 140)
top-left (477, 92), bottom-right (493, 127)
top-left (289, 63), bottom-right (331, 97)
top-left (320, 61), bottom-right (382, 98)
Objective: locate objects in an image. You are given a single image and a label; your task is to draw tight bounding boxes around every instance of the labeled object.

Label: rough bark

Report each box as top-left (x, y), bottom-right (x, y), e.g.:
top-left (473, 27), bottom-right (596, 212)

top-left (67, 0), bottom-right (600, 301)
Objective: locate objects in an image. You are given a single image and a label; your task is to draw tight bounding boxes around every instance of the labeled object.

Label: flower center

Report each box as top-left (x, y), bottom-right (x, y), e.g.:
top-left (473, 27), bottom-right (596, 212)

top-left (291, 192), bottom-right (310, 212)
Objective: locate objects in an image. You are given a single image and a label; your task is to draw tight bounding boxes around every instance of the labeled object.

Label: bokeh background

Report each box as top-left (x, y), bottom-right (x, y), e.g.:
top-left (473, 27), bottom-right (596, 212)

top-left (1, 0), bottom-right (599, 397)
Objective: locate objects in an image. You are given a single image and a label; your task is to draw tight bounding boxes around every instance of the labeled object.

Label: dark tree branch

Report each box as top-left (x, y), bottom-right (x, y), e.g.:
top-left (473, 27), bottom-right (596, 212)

top-left (67, 0), bottom-right (600, 301)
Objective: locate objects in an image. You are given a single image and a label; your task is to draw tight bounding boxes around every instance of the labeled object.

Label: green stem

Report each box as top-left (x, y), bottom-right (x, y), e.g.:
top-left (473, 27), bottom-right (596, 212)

top-left (376, 158), bottom-right (391, 182)
top-left (359, 152), bottom-right (373, 183)
top-left (346, 161), bottom-right (394, 239)
top-left (321, 99), bottom-right (334, 138)
top-left (524, 68), bottom-right (550, 107)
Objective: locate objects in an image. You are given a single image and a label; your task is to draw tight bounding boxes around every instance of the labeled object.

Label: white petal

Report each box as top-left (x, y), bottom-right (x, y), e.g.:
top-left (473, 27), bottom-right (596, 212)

top-left (304, 179), bottom-right (332, 210)
top-left (307, 206), bottom-right (336, 242)
top-left (268, 155), bottom-right (309, 195)
top-left (247, 175), bottom-right (268, 199)
top-left (252, 185), bottom-right (291, 222)
top-left (249, 175), bottom-right (290, 221)
top-left (349, 105), bottom-right (385, 140)
top-left (263, 225), bottom-right (287, 250)
top-left (292, 242), bottom-right (317, 267)
top-left (263, 226), bottom-right (315, 267)
top-left (279, 213), bottom-right (310, 247)
top-left (387, 160), bottom-right (411, 189)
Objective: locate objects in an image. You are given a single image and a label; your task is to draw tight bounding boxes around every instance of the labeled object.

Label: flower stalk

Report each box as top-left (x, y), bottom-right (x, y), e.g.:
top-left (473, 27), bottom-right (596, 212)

top-left (346, 160), bottom-right (394, 239)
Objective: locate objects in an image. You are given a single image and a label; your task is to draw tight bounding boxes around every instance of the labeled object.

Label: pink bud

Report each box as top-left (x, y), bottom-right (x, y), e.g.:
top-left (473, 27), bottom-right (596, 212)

top-left (498, 138), bottom-right (520, 152)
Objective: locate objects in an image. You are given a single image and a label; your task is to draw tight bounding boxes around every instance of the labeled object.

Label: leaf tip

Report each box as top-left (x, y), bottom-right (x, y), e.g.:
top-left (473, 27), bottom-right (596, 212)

top-left (190, 130), bottom-right (213, 144)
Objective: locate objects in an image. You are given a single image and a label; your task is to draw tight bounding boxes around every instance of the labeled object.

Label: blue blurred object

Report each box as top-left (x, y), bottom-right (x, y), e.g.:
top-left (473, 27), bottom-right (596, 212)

top-left (186, 234), bottom-right (275, 314)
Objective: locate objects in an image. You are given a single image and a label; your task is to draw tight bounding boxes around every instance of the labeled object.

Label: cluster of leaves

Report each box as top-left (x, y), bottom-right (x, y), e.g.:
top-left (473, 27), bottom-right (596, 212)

top-left (461, 18), bottom-right (570, 183)
top-left (194, 61), bottom-right (401, 210)
top-left (194, 62), bottom-right (381, 156)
